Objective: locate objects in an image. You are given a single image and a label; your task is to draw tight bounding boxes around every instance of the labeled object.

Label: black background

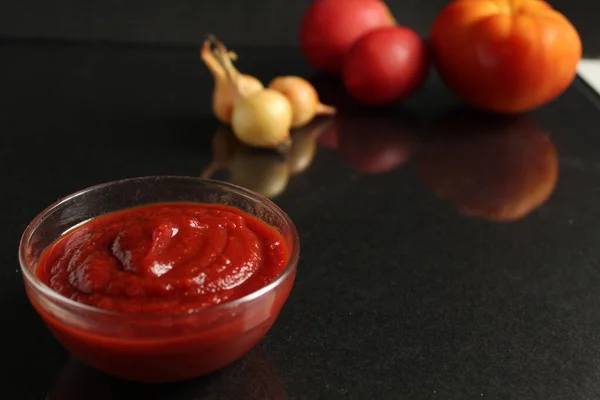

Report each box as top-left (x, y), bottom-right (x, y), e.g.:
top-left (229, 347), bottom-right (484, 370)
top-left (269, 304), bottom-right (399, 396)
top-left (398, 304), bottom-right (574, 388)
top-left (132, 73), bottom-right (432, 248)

top-left (0, 0), bottom-right (598, 55)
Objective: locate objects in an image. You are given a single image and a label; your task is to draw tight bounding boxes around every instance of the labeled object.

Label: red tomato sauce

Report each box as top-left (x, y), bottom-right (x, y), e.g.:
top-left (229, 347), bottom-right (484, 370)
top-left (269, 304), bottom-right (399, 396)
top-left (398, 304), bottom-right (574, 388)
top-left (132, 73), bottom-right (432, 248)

top-left (36, 203), bottom-right (290, 314)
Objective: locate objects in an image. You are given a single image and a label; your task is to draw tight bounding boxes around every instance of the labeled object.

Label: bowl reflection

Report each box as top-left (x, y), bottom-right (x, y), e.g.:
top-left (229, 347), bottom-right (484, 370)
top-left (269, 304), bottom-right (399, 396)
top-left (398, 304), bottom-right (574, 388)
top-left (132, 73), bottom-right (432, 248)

top-left (335, 109), bottom-right (417, 174)
top-left (47, 346), bottom-right (288, 400)
top-left (417, 109), bottom-right (559, 222)
top-left (202, 119), bottom-right (332, 199)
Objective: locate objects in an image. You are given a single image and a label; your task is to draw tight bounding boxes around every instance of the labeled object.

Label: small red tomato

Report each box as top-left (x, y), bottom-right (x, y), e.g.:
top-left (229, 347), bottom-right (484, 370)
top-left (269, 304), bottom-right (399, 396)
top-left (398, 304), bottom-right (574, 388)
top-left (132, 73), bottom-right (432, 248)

top-left (342, 26), bottom-right (429, 106)
top-left (300, 0), bottom-right (395, 74)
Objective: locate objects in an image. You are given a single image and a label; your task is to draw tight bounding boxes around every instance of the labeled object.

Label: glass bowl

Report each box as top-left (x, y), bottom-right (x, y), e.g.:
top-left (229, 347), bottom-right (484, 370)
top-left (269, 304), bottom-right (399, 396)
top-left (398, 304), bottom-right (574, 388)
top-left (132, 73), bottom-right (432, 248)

top-left (19, 176), bottom-right (299, 383)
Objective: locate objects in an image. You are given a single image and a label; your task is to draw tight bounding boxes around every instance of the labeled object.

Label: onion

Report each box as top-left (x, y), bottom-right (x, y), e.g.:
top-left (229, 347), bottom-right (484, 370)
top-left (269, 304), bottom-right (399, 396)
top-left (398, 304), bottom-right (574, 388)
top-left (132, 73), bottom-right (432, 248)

top-left (268, 76), bottom-right (336, 128)
top-left (210, 37), bottom-right (293, 150)
top-left (200, 40), bottom-right (263, 124)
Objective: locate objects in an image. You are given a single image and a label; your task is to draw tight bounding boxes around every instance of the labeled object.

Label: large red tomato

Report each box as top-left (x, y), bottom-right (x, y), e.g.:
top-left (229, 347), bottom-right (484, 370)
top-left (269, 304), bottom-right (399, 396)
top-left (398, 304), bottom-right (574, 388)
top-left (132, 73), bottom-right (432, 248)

top-left (430, 0), bottom-right (581, 113)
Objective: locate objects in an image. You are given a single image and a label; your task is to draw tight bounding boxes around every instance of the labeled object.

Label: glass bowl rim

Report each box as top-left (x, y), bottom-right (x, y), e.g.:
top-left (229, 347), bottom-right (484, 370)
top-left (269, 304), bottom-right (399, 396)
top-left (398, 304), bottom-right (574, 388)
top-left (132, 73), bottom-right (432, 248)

top-left (18, 175), bottom-right (300, 321)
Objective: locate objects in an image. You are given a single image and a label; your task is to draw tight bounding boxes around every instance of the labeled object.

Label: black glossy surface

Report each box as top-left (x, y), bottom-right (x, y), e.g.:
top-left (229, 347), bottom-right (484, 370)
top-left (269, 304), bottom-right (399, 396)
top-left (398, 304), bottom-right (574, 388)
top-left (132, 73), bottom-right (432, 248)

top-left (3, 41), bottom-right (600, 399)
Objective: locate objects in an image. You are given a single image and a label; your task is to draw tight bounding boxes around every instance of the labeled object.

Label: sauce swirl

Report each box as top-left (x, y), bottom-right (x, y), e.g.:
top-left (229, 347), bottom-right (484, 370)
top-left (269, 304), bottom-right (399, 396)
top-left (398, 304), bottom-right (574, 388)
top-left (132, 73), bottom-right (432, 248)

top-left (36, 203), bottom-right (289, 314)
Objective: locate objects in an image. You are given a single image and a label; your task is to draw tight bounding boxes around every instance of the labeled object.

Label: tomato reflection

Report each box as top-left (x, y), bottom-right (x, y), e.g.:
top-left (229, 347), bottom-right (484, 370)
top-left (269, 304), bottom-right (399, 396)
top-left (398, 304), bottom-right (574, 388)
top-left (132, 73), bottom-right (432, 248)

top-left (316, 124), bottom-right (339, 149)
top-left (310, 73), bottom-right (418, 162)
top-left (417, 110), bottom-right (558, 222)
top-left (336, 109), bottom-right (417, 174)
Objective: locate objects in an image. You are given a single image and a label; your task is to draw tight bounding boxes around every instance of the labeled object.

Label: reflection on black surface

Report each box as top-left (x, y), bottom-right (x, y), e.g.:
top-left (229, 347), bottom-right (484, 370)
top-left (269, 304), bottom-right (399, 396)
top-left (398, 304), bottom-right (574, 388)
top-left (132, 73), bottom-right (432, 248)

top-left (47, 346), bottom-right (288, 400)
top-left (335, 109), bottom-right (417, 174)
top-left (287, 120), bottom-right (333, 175)
top-left (202, 119), bottom-right (332, 198)
top-left (417, 110), bottom-right (559, 222)
top-left (309, 73), bottom-right (417, 173)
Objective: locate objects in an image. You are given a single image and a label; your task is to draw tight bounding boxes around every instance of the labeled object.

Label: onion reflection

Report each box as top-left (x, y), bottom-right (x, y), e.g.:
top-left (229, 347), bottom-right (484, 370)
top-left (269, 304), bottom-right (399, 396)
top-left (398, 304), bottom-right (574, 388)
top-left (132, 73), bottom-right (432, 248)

top-left (336, 109), bottom-right (417, 174)
top-left (47, 346), bottom-right (288, 400)
top-left (417, 110), bottom-right (558, 222)
top-left (287, 119), bottom-right (334, 175)
top-left (202, 119), bottom-right (332, 199)
top-left (230, 148), bottom-right (289, 199)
